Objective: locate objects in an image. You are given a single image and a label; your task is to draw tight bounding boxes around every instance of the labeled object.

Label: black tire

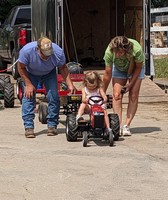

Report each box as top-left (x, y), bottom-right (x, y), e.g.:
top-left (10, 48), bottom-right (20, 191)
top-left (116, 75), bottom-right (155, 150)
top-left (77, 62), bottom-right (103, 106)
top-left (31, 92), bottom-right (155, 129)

top-left (108, 113), bottom-right (120, 141)
top-left (66, 114), bottom-right (78, 141)
top-left (11, 50), bottom-right (20, 80)
top-left (38, 104), bottom-right (42, 122)
top-left (4, 83), bottom-right (15, 108)
top-left (109, 131), bottom-right (114, 147)
top-left (16, 78), bottom-right (24, 104)
top-left (38, 102), bottom-right (48, 124)
top-left (83, 131), bottom-right (88, 147)
top-left (67, 62), bottom-right (84, 74)
top-left (0, 75), bottom-right (11, 87)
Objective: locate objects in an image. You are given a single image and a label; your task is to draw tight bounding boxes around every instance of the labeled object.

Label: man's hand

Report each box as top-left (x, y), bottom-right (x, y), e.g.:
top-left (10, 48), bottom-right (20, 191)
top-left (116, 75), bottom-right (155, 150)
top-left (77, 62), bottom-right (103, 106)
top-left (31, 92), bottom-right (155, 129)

top-left (25, 84), bottom-right (36, 99)
top-left (59, 64), bottom-right (78, 94)
top-left (68, 84), bottom-right (77, 94)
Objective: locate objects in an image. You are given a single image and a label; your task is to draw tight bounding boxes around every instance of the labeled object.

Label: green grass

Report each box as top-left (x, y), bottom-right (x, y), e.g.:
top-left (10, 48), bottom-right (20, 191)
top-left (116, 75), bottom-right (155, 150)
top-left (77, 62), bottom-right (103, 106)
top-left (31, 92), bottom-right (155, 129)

top-left (153, 57), bottom-right (168, 78)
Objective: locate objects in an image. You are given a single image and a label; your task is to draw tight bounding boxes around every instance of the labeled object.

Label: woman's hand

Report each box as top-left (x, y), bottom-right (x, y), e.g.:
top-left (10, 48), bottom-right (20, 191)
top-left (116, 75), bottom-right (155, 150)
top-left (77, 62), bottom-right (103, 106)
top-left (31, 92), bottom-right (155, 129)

top-left (103, 97), bottom-right (107, 104)
top-left (122, 83), bottom-right (132, 93)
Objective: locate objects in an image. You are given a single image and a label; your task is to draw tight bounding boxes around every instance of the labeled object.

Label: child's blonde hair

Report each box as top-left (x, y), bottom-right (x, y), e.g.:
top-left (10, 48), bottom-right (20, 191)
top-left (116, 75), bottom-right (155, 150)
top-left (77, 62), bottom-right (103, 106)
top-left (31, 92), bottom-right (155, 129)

top-left (83, 71), bottom-right (102, 88)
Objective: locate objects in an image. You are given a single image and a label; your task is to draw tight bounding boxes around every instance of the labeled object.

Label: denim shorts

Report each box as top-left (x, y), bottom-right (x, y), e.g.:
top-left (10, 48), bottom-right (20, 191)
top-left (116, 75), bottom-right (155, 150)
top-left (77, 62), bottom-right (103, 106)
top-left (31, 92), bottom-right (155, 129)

top-left (112, 65), bottom-right (145, 79)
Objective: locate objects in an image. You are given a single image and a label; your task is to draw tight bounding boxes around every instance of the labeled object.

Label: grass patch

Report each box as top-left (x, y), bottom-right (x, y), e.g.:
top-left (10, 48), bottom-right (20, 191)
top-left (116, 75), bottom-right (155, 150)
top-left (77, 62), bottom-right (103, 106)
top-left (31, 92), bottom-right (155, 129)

top-left (153, 57), bottom-right (168, 78)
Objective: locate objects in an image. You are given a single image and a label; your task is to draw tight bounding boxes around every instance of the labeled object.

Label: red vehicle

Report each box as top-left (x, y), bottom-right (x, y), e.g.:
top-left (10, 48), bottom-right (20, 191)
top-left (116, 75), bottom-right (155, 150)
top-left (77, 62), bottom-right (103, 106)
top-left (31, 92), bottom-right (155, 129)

top-left (65, 95), bottom-right (120, 147)
top-left (16, 62), bottom-right (85, 121)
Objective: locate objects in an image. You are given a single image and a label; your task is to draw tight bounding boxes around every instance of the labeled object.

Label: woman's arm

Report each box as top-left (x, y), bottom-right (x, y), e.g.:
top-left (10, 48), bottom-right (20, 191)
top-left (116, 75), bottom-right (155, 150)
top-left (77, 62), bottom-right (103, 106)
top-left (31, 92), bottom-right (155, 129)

top-left (99, 87), bottom-right (108, 102)
top-left (102, 66), bottom-right (112, 92)
top-left (127, 62), bottom-right (143, 91)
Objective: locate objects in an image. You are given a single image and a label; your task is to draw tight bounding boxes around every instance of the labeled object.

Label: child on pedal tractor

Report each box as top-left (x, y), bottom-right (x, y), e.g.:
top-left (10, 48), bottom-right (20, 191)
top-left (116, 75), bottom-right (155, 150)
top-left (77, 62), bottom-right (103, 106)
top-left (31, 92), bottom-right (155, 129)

top-left (76, 71), bottom-right (112, 135)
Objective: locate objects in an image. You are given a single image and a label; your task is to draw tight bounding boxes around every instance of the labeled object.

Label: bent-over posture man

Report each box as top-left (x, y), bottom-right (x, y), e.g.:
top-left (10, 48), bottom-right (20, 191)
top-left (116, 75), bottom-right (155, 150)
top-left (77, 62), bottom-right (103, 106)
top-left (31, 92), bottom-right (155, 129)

top-left (18, 36), bottom-right (76, 138)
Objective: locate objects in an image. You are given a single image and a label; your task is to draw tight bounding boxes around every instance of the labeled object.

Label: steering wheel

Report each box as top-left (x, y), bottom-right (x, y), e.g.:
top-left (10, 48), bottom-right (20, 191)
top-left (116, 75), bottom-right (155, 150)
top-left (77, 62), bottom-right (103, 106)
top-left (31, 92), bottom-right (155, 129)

top-left (88, 96), bottom-right (104, 105)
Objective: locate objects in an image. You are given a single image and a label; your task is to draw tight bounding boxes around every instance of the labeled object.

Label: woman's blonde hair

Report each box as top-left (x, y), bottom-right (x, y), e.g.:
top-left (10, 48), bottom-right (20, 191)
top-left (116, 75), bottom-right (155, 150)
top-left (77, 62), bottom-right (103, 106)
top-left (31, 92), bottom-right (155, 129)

top-left (83, 71), bottom-right (102, 88)
top-left (109, 36), bottom-right (133, 53)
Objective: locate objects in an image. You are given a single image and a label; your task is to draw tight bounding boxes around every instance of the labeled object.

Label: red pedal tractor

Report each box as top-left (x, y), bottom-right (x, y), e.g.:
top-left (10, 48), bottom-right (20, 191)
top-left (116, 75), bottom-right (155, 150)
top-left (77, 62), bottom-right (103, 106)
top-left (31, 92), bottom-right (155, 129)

top-left (66, 95), bottom-right (120, 147)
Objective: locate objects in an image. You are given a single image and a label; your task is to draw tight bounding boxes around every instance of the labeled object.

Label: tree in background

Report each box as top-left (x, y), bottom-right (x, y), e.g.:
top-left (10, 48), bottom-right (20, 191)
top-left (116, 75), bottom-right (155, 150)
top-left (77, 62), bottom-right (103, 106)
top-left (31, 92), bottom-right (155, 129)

top-left (0, 0), bottom-right (31, 23)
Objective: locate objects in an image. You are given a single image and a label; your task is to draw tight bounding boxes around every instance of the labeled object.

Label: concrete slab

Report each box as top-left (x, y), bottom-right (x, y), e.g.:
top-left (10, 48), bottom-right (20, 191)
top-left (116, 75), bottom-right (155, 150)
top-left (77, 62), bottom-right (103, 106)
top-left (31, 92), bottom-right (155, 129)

top-left (0, 73), bottom-right (168, 200)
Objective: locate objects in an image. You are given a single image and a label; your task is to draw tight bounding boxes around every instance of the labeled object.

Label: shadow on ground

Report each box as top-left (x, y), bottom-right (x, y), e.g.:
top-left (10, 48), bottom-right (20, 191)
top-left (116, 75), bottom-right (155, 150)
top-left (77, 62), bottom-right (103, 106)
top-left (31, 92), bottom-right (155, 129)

top-left (132, 126), bottom-right (162, 134)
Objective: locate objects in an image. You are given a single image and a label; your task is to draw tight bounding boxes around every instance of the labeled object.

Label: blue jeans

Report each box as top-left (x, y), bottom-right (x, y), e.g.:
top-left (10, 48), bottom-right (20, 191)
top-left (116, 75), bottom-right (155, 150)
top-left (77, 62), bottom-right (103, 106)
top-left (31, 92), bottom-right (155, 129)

top-left (112, 65), bottom-right (145, 79)
top-left (22, 69), bottom-right (60, 129)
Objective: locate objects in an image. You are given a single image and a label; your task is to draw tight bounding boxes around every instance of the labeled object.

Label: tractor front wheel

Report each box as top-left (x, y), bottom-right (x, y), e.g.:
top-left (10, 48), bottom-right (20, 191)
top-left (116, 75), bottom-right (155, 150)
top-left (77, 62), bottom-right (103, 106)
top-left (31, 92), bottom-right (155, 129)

top-left (83, 131), bottom-right (88, 147)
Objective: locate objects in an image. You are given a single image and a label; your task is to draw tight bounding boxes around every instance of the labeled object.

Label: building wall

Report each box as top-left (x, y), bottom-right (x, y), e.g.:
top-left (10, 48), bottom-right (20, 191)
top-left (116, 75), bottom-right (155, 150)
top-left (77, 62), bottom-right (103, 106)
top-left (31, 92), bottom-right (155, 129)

top-left (65, 0), bottom-right (111, 62)
top-left (65, 0), bottom-right (143, 63)
top-left (125, 1), bottom-right (143, 43)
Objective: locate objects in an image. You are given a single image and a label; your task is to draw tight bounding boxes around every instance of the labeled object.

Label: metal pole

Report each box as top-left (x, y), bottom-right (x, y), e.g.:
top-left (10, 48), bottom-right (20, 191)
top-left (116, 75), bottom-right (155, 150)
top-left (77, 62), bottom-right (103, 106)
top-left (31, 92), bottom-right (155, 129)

top-left (61, 0), bottom-right (64, 49)
top-left (116, 0), bottom-right (118, 35)
top-left (143, 0), bottom-right (151, 76)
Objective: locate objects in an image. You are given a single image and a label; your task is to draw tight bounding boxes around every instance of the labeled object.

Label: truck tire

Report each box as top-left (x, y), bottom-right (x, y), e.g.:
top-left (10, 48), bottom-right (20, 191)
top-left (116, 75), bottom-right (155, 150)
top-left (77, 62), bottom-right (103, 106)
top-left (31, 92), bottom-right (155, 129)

top-left (66, 114), bottom-right (78, 141)
top-left (108, 113), bottom-right (120, 141)
top-left (4, 83), bottom-right (15, 108)
top-left (0, 75), bottom-right (11, 86)
top-left (11, 50), bottom-right (20, 80)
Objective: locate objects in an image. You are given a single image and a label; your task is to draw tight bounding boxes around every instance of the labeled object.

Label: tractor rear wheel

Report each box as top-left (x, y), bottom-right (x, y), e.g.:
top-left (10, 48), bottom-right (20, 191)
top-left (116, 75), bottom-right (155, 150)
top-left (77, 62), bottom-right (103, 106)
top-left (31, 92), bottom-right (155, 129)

top-left (108, 113), bottom-right (120, 141)
top-left (66, 114), bottom-right (78, 141)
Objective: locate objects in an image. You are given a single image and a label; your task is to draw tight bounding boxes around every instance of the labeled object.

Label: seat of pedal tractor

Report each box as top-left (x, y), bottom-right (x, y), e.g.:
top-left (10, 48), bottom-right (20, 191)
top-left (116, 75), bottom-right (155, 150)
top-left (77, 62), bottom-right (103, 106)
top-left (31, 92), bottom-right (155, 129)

top-left (78, 119), bottom-right (89, 126)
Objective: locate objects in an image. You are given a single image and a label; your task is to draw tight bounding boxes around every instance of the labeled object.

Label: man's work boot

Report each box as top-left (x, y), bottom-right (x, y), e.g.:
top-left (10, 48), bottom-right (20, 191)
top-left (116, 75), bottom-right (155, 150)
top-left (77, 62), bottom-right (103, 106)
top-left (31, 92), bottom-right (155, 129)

top-left (25, 128), bottom-right (35, 138)
top-left (47, 127), bottom-right (58, 136)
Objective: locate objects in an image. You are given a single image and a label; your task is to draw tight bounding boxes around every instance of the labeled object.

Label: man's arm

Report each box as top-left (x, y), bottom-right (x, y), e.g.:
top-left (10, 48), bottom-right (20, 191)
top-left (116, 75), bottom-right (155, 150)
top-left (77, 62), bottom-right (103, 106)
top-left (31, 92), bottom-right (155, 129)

top-left (59, 64), bottom-right (76, 93)
top-left (17, 62), bottom-right (35, 99)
